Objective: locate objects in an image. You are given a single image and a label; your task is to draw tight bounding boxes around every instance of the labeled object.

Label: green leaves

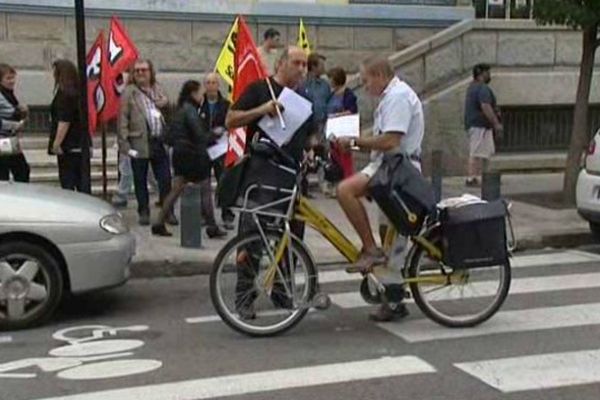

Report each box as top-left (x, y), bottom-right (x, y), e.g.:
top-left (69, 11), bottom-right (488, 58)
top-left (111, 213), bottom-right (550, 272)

top-left (534, 0), bottom-right (600, 29)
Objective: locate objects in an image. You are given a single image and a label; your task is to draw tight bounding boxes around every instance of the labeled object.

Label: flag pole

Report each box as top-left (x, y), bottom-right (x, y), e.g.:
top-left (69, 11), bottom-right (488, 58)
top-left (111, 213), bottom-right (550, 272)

top-left (74, 0), bottom-right (92, 194)
top-left (265, 78), bottom-right (286, 130)
top-left (101, 122), bottom-right (108, 199)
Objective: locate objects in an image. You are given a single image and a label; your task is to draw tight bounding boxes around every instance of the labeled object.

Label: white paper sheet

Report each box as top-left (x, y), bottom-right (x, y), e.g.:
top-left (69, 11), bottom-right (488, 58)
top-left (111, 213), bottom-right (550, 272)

top-left (258, 87), bottom-right (313, 147)
top-left (325, 114), bottom-right (360, 139)
top-left (207, 134), bottom-right (228, 160)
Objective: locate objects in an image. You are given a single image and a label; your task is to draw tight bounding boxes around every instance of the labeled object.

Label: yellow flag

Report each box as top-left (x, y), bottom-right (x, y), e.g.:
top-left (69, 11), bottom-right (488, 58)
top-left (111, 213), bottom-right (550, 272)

top-left (214, 17), bottom-right (239, 101)
top-left (297, 18), bottom-right (311, 55)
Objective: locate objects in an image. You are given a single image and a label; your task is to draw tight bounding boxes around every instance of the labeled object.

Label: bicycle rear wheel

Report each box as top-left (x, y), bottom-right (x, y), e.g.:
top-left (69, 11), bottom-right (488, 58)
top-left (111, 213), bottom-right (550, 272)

top-left (407, 230), bottom-right (511, 328)
top-left (210, 230), bottom-right (317, 337)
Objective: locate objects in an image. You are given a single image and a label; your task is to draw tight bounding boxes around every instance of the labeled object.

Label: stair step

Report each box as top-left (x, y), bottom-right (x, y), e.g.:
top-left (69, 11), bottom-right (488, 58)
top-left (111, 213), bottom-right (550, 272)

top-left (20, 135), bottom-right (118, 150)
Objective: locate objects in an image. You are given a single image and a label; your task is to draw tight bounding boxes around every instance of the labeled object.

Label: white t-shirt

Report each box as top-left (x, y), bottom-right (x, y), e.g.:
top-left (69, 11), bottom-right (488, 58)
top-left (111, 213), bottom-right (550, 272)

top-left (371, 76), bottom-right (424, 164)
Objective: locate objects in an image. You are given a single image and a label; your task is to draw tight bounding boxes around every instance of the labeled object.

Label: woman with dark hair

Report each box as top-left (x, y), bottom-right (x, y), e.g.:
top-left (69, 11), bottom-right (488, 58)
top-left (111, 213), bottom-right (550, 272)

top-left (326, 66), bottom-right (357, 184)
top-left (0, 63), bottom-right (30, 182)
top-left (49, 59), bottom-right (87, 191)
top-left (152, 80), bottom-right (226, 238)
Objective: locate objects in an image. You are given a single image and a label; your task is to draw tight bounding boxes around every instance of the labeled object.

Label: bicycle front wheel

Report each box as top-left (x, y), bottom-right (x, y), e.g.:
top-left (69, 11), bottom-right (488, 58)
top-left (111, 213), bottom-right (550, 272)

top-left (407, 231), bottom-right (511, 328)
top-left (210, 230), bottom-right (317, 337)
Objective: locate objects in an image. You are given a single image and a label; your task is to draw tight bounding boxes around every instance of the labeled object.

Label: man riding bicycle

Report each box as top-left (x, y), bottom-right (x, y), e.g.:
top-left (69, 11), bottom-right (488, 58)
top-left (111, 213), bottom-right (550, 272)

top-left (336, 58), bottom-right (424, 322)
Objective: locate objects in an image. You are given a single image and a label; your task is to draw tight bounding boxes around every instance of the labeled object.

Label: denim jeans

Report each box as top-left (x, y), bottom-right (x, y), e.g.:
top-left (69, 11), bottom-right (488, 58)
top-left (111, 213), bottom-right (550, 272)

top-left (130, 141), bottom-right (172, 215)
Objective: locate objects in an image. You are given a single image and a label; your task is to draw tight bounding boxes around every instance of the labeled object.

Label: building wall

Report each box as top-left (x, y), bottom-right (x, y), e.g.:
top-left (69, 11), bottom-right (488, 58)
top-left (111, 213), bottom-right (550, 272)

top-left (0, 0), bottom-right (471, 104)
top-left (345, 19), bottom-right (600, 174)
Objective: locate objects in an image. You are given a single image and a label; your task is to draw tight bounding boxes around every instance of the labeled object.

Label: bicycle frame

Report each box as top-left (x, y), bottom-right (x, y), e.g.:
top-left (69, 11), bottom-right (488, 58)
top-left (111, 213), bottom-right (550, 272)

top-left (235, 182), bottom-right (444, 285)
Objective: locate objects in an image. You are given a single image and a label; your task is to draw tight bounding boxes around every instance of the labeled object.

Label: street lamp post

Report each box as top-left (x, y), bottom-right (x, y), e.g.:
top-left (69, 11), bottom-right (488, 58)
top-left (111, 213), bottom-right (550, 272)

top-left (74, 0), bottom-right (92, 194)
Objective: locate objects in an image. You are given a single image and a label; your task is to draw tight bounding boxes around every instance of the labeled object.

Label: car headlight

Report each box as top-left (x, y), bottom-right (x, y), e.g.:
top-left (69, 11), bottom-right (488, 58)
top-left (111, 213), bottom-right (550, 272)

top-left (100, 213), bottom-right (129, 235)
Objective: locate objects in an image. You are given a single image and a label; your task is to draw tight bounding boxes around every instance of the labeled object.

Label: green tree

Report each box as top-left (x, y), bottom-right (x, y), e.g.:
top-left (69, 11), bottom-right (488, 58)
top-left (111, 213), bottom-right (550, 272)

top-left (534, 0), bottom-right (600, 203)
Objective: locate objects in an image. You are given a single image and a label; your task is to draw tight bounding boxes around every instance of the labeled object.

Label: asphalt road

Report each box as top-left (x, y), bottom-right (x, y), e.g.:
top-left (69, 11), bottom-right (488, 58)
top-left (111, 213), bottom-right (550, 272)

top-left (2, 247), bottom-right (600, 400)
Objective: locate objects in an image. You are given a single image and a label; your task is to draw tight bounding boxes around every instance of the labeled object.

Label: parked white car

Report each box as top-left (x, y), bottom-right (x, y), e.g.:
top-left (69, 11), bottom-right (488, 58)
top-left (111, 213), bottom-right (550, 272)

top-left (0, 182), bottom-right (135, 330)
top-left (576, 129), bottom-right (600, 237)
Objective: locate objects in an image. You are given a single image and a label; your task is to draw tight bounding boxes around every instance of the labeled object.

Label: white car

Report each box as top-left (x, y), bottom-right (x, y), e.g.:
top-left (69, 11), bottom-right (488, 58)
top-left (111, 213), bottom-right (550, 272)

top-left (0, 182), bottom-right (135, 330)
top-left (576, 129), bottom-right (600, 237)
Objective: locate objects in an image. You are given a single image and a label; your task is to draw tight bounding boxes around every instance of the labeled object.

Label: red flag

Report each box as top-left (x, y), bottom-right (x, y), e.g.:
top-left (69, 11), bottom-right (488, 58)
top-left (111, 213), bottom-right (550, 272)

top-left (86, 31), bottom-right (106, 136)
top-left (225, 16), bottom-right (268, 167)
top-left (100, 16), bottom-right (139, 122)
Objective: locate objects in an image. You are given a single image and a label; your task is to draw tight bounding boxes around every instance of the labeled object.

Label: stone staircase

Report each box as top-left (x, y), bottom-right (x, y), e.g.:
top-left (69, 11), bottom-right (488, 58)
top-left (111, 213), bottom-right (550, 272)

top-left (20, 133), bottom-right (119, 196)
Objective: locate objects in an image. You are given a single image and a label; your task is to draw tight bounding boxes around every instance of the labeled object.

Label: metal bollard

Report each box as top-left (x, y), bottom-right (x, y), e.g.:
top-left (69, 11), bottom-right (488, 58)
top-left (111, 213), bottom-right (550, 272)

top-left (430, 150), bottom-right (443, 203)
top-left (481, 159), bottom-right (501, 201)
top-left (180, 184), bottom-right (203, 248)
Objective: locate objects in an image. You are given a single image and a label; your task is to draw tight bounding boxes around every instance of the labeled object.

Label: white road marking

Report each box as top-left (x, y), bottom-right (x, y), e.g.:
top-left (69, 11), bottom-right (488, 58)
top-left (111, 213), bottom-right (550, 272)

top-left (186, 309), bottom-right (316, 325)
top-left (331, 271), bottom-right (600, 309)
top-left (455, 349), bottom-right (600, 393)
top-left (56, 359), bottom-right (163, 381)
top-left (380, 302), bottom-right (600, 343)
top-left (0, 335), bottom-right (12, 344)
top-left (34, 356), bottom-right (435, 400)
top-left (187, 250), bottom-right (600, 324)
top-left (48, 340), bottom-right (144, 358)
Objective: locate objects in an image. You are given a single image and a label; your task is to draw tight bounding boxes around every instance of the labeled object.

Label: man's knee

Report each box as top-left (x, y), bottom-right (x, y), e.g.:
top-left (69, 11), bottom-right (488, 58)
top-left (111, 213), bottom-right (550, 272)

top-left (337, 174), bottom-right (368, 199)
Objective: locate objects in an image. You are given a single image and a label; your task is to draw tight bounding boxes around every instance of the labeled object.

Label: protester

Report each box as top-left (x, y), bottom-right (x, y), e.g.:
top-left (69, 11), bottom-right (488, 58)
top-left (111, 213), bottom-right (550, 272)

top-left (48, 59), bottom-right (89, 192)
top-left (118, 59), bottom-right (175, 226)
top-left (298, 53), bottom-right (331, 195)
top-left (336, 58), bottom-right (424, 322)
top-left (0, 64), bottom-right (29, 183)
top-left (464, 63), bottom-right (502, 187)
top-left (152, 80), bottom-right (227, 238)
top-left (326, 66), bottom-right (357, 186)
top-left (225, 46), bottom-right (312, 319)
top-left (199, 72), bottom-right (234, 230)
top-left (258, 28), bottom-right (282, 75)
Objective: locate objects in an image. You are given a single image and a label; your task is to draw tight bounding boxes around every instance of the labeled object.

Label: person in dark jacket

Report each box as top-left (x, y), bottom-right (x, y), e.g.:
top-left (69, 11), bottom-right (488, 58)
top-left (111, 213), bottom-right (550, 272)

top-left (0, 63), bottom-right (29, 182)
top-left (49, 59), bottom-right (88, 192)
top-left (199, 72), bottom-right (235, 229)
top-left (152, 80), bottom-right (227, 238)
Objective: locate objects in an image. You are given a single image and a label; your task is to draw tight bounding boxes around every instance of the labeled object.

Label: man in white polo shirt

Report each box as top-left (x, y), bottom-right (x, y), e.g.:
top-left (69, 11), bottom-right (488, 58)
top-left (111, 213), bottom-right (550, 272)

top-left (336, 57), bottom-right (424, 321)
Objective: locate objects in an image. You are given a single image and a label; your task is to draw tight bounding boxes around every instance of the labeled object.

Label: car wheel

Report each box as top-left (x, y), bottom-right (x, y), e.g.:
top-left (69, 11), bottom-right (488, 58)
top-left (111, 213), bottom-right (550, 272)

top-left (590, 222), bottom-right (600, 239)
top-left (0, 241), bottom-right (64, 331)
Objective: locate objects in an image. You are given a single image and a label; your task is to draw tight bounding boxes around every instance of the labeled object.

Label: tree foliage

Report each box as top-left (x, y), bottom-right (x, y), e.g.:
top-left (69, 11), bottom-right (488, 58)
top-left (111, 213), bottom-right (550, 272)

top-left (534, 0), bottom-right (600, 30)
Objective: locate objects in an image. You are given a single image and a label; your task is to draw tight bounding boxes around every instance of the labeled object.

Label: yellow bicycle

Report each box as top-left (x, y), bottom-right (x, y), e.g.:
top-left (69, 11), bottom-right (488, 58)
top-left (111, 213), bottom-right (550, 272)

top-left (210, 153), bottom-right (512, 337)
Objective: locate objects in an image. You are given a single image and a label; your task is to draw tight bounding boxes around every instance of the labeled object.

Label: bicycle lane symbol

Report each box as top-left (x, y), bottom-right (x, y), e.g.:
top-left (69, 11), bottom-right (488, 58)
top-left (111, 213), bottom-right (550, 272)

top-left (0, 325), bottom-right (162, 380)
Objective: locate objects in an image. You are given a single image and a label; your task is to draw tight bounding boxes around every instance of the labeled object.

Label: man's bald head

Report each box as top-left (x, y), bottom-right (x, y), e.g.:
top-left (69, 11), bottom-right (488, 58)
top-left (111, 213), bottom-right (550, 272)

top-left (360, 57), bottom-right (395, 97)
top-left (204, 72), bottom-right (221, 98)
top-left (275, 46), bottom-right (308, 88)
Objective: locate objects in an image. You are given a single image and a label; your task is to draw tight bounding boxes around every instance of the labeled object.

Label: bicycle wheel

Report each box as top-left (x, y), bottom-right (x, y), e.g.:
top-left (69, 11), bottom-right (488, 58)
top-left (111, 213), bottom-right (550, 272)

top-left (407, 229), bottom-right (511, 328)
top-left (210, 230), bottom-right (317, 337)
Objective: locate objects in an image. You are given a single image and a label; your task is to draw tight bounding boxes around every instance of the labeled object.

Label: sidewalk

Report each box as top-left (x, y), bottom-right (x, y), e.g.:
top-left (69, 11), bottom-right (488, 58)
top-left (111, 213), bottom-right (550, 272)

top-left (126, 173), bottom-right (594, 278)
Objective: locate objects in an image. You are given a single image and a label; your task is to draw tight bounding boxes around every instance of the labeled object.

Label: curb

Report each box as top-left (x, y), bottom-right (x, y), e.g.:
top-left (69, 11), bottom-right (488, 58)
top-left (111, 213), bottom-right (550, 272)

top-left (129, 232), bottom-right (596, 279)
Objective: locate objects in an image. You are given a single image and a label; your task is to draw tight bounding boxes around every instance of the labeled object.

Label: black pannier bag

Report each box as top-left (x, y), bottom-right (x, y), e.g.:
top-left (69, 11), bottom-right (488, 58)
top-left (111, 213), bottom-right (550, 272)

top-left (441, 200), bottom-right (509, 269)
top-left (217, 141), bottom-right (298, 211)
top-left (368, 153), bottom-right (436, 236)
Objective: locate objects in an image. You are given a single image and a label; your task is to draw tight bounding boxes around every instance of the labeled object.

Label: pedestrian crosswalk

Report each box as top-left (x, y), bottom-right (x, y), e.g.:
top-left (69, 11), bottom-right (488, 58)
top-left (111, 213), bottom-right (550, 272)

top-left (455, 349), bottom-right (600, 393)
top-left (181, 248), bottom-right (600, 397)
top-left (36, 357), bottom-right (436, 400)
top-left (16, 248), bottom-right (599, 400)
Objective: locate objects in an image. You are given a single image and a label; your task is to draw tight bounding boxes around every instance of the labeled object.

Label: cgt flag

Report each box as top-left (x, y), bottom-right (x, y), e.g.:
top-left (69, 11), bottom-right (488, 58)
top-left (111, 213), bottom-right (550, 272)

top-left (297, 18), bottom-right (311, 55)
top-left (86, 31), bottom-right (107, 136)
top-left (224, 16), bottom-right (268, 167)
top-left (214, 17), bottom-right (239, 102)
top-left (100, 16), bottom-right (139, 122)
